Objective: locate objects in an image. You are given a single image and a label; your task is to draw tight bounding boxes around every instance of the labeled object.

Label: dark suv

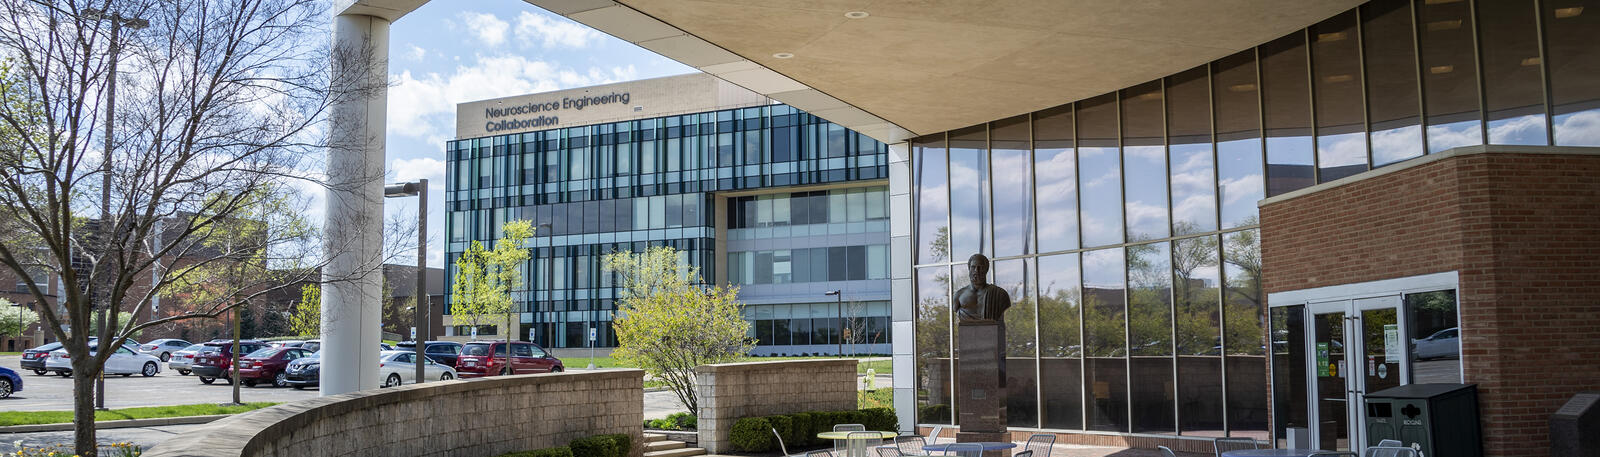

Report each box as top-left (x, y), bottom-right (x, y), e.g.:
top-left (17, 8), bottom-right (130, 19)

top-left (454, 341), bottom-right (562, 378)
top-left (20, 342), bottom-right (61, 375)
top-left (394, 341), bottom-right (464, 366)
top-left (190, 340), bottom-right (269, 384)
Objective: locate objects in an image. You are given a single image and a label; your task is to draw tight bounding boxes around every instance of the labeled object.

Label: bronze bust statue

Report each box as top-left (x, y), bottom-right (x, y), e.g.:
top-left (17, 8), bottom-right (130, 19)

top-left (954, 253), bottom-right (1010, 324)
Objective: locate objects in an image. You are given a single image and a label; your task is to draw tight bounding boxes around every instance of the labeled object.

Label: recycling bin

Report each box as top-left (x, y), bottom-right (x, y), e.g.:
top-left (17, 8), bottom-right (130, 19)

top-left (1364, 383), bottom-right (1481, 457)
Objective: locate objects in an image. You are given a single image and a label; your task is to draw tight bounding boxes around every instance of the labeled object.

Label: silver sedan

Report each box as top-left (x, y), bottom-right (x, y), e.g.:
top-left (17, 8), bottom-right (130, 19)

top-left (167, 344), bottom-right (207, 375)
top-left (377, 350), bottom-right (456, 387)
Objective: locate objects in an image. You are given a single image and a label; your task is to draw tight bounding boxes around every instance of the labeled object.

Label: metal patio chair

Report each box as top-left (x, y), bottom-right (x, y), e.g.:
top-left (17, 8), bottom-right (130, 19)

top-left (923, 425), bottom-right (945, 445)
top-left (1308, 453), bottom-right (1359, 457)
top-left (1213, 437), bottom-right (1260, 456)
top-left (880, 434), bottom-right (932, 457)
top-left (773, 428), bottom-right (792, 457)
top-left (844, 431), bottom-right (886, 457)
top-left (1363, 446), bottom-right (1418, 457)
top-left (807, 450), bottom-right (836, 457)
top-left (941, 443), bottom-right (984, 457)
top-left (834, 424), bottom-right (868, 452)
top-left (1021, 433), bottom-right (1055, 457)
top-left (1376, 440), bottom-right (1402, 447)
top-left (1013, 450), bottom-right (1033, 457)
top-left (1156, 446), bottom-right (1178, 457)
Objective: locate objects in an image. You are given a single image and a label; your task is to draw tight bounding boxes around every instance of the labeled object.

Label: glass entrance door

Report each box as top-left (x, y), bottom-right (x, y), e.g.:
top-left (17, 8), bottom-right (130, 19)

top-left (1306, 296), bottom-right (1404, 450)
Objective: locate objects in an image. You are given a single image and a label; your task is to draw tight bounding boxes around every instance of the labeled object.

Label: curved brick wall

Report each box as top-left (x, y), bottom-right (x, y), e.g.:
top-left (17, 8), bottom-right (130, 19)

top-left (144, 370), bottom-right (645, 457)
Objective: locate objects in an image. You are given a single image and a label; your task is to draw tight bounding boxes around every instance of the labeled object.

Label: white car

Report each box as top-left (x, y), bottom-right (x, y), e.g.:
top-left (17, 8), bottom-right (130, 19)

top-left (377, 350), bottom-right (456, 387)
top-left (45, 345), bottom-right (163, 377)
top-left (139, 339), bottom-right (192, 362)
top-left (1412, 327), bottom-right (1460, 360)
top-left (167, 343), bottom-right (208, 375)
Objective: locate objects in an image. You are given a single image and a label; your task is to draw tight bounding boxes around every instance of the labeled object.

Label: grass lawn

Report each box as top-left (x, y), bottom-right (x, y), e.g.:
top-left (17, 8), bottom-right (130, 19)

top-left (0, 402), bottom-right (278, 426)
top-left (583, 355), bottom-right (892, 375)
top-left (0, 352), bottom-right (20, 356)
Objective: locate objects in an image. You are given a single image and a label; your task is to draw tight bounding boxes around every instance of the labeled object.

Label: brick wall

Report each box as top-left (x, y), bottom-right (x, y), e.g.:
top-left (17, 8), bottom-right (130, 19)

top-left (143, 369), bottom-right (645, 457)
top-left (1260, 147), bottom-right (1600, 456)
top-left (696, 359), bottom-right (857, 453)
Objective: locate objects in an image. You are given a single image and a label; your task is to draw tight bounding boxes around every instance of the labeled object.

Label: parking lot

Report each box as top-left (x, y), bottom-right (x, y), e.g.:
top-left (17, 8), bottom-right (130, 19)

top-left (1, 355), bottom-right (322, 412)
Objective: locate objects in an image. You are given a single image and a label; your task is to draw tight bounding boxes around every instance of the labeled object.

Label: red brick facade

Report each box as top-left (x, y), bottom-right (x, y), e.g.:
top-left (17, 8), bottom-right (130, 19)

top-left (1260, 148), bottom-right (1600, 457)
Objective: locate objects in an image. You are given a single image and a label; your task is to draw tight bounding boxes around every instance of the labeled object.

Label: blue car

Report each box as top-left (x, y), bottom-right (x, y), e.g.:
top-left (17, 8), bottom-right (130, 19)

top-left (0, 366), bottom-right (23, 398)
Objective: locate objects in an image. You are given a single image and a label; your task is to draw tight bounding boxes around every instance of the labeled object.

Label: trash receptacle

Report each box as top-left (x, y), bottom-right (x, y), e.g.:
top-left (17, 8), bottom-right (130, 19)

top-left (1364, 383), bottom-right (1482, 457)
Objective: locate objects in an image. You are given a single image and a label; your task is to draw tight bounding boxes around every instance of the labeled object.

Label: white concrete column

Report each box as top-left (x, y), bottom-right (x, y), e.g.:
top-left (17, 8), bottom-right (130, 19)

top-left (322, 13), bottom-right (389, 395)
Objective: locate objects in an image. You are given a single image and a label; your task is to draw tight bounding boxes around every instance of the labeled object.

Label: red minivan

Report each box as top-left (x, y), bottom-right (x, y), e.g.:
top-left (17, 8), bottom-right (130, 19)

top-left (454, 341), bottom-right (563, 378)
top-left (231, 347), bottom-right (312, 387)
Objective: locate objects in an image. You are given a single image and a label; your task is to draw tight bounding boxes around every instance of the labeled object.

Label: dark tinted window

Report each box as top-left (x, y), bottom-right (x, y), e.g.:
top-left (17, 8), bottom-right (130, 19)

top-left (462, 344), bottom-right (492, 356)
top-left (513, 344), bottom-right (534, 357)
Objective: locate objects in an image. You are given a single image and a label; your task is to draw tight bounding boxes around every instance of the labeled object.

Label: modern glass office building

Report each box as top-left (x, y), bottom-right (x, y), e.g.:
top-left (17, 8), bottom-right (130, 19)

top-left (444, 74), bottom-right (892, 354)
top-left (907, 0), bottom-right (1599, 446)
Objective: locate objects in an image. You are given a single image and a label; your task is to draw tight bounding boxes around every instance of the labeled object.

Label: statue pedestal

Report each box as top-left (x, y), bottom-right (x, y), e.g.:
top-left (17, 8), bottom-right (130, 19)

top-left (956, 321), bottom-right (1007, 456)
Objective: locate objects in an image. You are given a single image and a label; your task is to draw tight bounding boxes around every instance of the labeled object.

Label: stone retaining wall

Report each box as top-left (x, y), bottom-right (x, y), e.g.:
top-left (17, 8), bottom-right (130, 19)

top-left (695, 359), bottom-right (856, 453)
top-left (144, 370), bottom-right (644, 457)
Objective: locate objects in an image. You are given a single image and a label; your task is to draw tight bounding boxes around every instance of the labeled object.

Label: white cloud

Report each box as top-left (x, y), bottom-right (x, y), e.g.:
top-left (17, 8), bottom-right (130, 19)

top-left (405, 44), bottom-right (427, 61)
top-left (1554, 110), bottom-right (1600, 146)
top-left (391, 157), bottom-right (446, 184)
top-left (458, 12), bottom-right (510, 47)
top-left (387, 55), bottom-right (638, 145)
top-left (514, 11), bottom-right (605, 49)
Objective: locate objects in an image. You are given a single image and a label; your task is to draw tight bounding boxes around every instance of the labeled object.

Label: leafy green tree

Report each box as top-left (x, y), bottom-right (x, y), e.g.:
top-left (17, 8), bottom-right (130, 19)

top-left (0, 298), bottom-right (38, 346)
top-left (450, 220), bottom-right (533, 341)
top-left (289, 284), bottom-right (320, 337)
top-left (604, 246), bottom-right (750, 414)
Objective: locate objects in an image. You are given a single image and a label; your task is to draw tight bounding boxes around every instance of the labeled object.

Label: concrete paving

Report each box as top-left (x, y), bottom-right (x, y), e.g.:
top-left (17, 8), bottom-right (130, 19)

top-left (0, 355), bottom-right (322, 411)
top-left (0, 423), bottom-right (211, 454)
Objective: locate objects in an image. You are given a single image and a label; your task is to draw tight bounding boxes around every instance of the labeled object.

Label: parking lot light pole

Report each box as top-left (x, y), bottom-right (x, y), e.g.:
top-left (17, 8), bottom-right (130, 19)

top-left (384, 179), bottom-right (426, 384)
top-left (825, 290), bottom-right (842, 356)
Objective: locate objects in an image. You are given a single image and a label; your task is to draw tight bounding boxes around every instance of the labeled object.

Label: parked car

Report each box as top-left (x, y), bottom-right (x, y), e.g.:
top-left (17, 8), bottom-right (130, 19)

top-left (283, 351), bottom-right (321, 390)
top-left (20, 342), bottom-right (62, 375)
top-left (394, 341), bottom-right (464, 367)
top-left (377, 350), bottom-right (457, 387)
top-left (139, 339), bottom-right (192, 362)
top-left (454, 341), bottom-right (562, 378)
top-left (167, 344), bottom-right (207, 375)
top-left (300, 339), bottom-right (321, 352)
top-left (190, 340), bottom-right (270, 384)
top-left (44, 346), bottom-right (162, 377)
top-left (231, 346), bottom-right (313, 388)
top-left (1412, 327), bottom-right (1460, 360)
top-left (0, 366), bottom-right (22, 398)
top-left (270, 340), bottom-right (306, 349)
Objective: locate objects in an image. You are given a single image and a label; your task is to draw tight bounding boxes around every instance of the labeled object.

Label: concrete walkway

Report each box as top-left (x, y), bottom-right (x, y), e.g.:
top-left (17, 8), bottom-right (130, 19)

top-left (0, 423), bottom-right (211, 454)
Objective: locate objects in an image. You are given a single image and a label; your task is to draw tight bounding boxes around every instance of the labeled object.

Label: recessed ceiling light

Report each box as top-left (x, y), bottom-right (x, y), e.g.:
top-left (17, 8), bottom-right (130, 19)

top-left (1430, 65), bottom-right (1455, 74)
top-left (844, 11), bottom-right (869, 19)
top-left (1324, 74), bottom-right (1354, 83)
top-left (1228, 84), bottom-right (1257, 92)
top-left (773, 53), bottom-right (795, 59)
top-left (1555, 6), bottom-right (1583, 18)
top-left (1522, 57), bottom-right (1542, 66)
top-left (1426, 20), bottom-right (1462, 31)
top-left (1317, 32), bottom-right (1348, 42)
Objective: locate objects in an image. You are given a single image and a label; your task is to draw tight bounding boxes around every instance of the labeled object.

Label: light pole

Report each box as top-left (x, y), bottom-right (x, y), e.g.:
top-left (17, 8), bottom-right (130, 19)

top-left (384, 179), bottom-right (427, 384)
top-left (825, 290), bottom-right (842, 356)
top-left (84, 7), bottom-right (147, 411)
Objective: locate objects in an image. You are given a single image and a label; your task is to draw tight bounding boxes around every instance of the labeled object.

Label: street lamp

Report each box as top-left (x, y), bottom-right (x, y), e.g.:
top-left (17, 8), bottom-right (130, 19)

top-left (825, 290), bottom-right (842, 356)
top-left (85, 7), bottom-right (147, 411)
top-left (384, 179), bottom-right (427, 384)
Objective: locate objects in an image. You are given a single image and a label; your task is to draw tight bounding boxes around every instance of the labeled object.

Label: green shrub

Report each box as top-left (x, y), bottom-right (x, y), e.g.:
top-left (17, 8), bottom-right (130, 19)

top-left (729, 416), bottom-right (774, 452)
top-left (787, 411), bottom-right (816, 446)
top-left (570, 434), bottom-right (630, 457)
top-left (766, 414), bottom-right (794, 448)
top-left (667, 411), bottom-right (697, 429)
top-left (859, 408), bottom-right (898, 431)
top-left (498, 446), bottom-right (574, 457)
top-left (918, 404), bottom-right (951, 424)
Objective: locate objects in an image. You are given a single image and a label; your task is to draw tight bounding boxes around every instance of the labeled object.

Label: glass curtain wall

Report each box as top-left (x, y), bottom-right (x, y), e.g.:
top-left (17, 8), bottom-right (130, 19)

top-left (912, 0), bottom-right (1598, 438)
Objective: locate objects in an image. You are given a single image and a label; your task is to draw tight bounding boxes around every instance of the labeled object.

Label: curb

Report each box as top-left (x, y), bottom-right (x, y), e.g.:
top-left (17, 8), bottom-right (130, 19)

top-left (0, 414), bottom-right (231, 434)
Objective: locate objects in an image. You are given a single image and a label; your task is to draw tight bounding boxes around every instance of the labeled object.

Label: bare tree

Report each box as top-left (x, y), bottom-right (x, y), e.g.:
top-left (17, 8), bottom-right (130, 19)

top-left (0, 1), bottom-right (386, 455)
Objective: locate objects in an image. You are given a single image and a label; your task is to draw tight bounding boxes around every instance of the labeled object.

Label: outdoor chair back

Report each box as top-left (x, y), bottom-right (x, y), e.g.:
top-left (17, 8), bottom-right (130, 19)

top-left (1376, 440), bottom-right (1403, 447)
top-left (1213, 437), bottom-right (1260, 455)
top-left (1156, 446), bottom-right (1178, 457)
top-left (772, 428), bottom-right (791, 457)
top-left (924, 425), bottom-right (945, 445)
top-left (893, 434), bottom-right (931, 457)
top-left (1014, 450), bottom-right (1034, 457)
top-left (807, 450), bottom-right (835, 457)
top-left (833, 424), bottom-right (867, 451)
top-left (1308, 453), bottom-right (1359, 457)
top-left (1363, 446), bottom-right (1419, 457)
top-left (941, 443), bottom-right (984, 457)
top-left (1022, 433), bottom-right (1055, 457)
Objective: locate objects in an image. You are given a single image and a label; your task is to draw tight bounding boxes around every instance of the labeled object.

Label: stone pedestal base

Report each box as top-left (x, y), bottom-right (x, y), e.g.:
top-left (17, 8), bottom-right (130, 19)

top-left (956, 322), bottom-right (1007, 457)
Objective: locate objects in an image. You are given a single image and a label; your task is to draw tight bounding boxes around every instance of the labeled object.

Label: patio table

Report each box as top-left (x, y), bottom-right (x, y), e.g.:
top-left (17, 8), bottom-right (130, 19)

top-left (1221, 450), bottom-right (1328, 457)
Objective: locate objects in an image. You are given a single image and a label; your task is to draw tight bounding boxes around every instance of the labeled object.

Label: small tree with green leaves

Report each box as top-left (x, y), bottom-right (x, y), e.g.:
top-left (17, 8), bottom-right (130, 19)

top-left (450, 220), bottom-right (533, 341)
top-left (0, 298), bottom-right (38, 346)
top-left (604, 246), bottom-right (751, 414)
top-left (290, 284), bottom-right (320, 337)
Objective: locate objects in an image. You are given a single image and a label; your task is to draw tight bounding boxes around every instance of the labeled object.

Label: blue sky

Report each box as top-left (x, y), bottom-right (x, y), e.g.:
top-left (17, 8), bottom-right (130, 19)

top-left (378, 2), bottom-right (695, 266)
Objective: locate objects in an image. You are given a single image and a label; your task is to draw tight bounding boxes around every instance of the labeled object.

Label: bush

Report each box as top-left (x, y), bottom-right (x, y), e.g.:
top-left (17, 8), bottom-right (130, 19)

top-left (498, 446), bottom-right (574, 457)
top-left (667, 411), bottom-right (697, 429)
top-left (570, 434), bottom-right (630, 457)
top-left (918, 404), bottom-right (951, 424)
top-left (787, 411), bottom-right (816, 446)
top-left (766, 414), bottom-right (794, 448)
top-left (859, 408), bottom-right (898, 431)
top-left (728, 416), bottom-right (774, 452)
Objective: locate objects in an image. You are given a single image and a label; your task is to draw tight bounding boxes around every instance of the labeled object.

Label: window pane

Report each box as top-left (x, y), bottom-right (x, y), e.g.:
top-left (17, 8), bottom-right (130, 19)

top-left (1270, 305), bottom-right (1309, 447)
top-left (916, 137), bottom-right (950, 264)
top-left (1167, 67), bottom-right (1219, 235)
top-left (1038, 253), bottom-right (1083, 430)
top-left (1262, 33), bottom-right (1316, 196)
top-left (1363, 0), bottom-right (1424, 166)
top-left (1545, 0), bottom-right (1600, 146)
top-left (992, 115), bottom-right (1033, 257)
top-left (1479, 0), bottom-right (1548, 145)
top-left (949, 125), bottom-right (989, 259)
top-left (1035, 105), bottom-right (1079, 253)
top-left (1078, 95), bottom-right (1123, 247)
top-left (917, 267), bottom-right (953, 424)
top-left (1083, 247), bottom-right (1127, 432)
top-left (1418, 0), bottom-right (1483, 151)
top-left (995, 259), bottom-right (1038, 427)
top-left (1174, 236), bottom-right (1223, 436)
top-left (1312, 11), bottom-right (1369, 182)
top-left (1226, 229), bottom-right (1269, 439)
top-left (1405, 290), bottom-right (1460, 383)
top-left (1213, 51), bottom-right (1266, 229)
top-left (1123, 82), bottom-right (1170, 242)
top-left (1128, 241), bottom-right (1173, 433)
